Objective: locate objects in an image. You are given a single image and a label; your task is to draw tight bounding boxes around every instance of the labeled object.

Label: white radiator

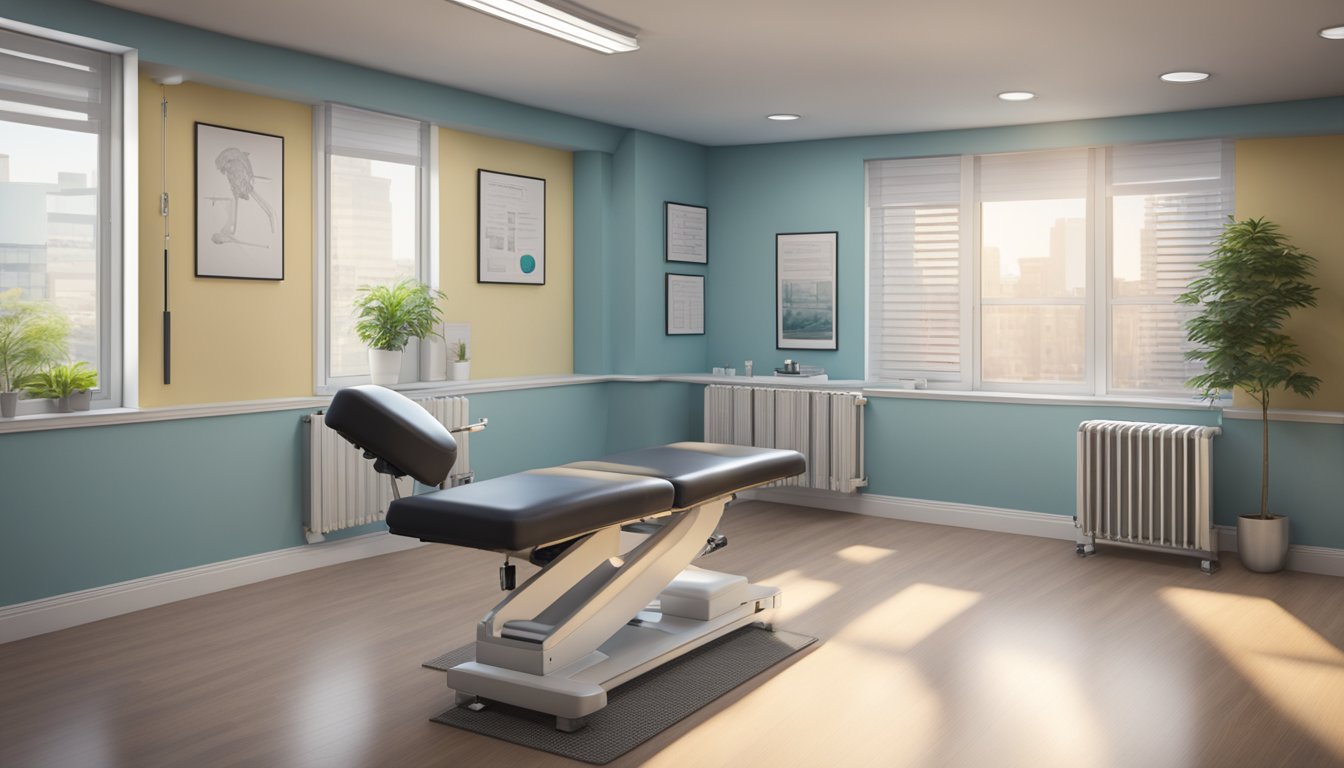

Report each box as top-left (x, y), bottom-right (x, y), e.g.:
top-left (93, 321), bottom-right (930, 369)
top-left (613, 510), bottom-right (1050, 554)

top-left (1075, 420), bottom-right (1221, 571)
top-left (704, 385), bottom-right (867, 492)
top-left (305, 395), bottom-right (473, 542)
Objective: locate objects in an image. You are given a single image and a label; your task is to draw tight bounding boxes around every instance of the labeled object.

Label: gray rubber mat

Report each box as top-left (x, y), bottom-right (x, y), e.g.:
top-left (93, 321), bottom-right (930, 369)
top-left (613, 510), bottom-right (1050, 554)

top-left (430, 626), bottom-right (817, 764)
top-left (422, 644), bottom-right (473, 671)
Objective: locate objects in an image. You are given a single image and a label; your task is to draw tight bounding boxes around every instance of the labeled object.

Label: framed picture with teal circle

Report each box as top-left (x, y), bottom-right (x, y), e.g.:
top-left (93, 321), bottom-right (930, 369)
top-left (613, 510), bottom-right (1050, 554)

top-left (477, 169), bottom-right (546, 285)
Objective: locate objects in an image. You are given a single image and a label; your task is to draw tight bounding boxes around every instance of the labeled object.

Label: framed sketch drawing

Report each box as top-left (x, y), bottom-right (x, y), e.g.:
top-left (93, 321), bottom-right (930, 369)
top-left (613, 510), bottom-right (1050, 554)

top-left (665, 202), bottom-right (708, 263)
top-left (195, 122), bottom-right (284, 280)
top-left (666, 273), bottom-right (705, 335)
top-left (478, 169), bottom-right (546, 285)
top-left (776, 231), bottom-right (837, 350)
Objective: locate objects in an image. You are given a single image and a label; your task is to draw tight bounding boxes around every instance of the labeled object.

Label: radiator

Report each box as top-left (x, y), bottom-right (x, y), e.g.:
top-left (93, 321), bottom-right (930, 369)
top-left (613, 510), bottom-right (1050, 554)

top-left (704, 385), bottom-right (867, 492)
top-left (305, 395), bottom-right (473, 542)
top-left (1075, 420), bottom-right (1221, 572)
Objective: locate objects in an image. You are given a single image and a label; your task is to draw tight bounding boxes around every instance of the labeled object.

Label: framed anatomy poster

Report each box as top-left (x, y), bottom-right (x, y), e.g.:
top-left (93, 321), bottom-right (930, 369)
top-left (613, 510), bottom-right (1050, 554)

top-left (666, 273), bottom-right (705, 335)
top-left (195, 122), bottom-right (285, 280)
top-left (776, 231), bottom-right (837, 350)
top-left (478, 169), bottom-right (546, 285)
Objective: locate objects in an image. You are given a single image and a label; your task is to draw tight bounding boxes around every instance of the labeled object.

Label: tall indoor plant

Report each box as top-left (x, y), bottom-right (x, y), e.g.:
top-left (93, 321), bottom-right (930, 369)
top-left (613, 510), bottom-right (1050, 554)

top-left (0, 289), bottom-right (70, 418)
top-left (353, 278), bottom-right (446, 386)
top-left (1177, 216), bottom-right (1320, 572)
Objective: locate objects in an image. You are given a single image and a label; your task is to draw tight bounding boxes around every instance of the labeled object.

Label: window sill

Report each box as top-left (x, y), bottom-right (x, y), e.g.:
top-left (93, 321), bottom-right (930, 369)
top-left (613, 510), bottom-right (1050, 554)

top-left (859, 386), bottom-right (1223, 411)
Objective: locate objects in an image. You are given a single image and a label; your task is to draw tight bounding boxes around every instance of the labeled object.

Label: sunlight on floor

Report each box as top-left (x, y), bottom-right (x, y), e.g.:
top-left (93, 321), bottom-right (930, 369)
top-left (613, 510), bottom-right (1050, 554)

top-left (287, 662), bottom-right (375, 767)
top-left (837, 583), bottom-right (981, 651)
top-left (836, 544), bottom-right (895, 564)
top-left (760, 569), bottom-right (840, 621)
top-left (642, 642), bottom-right (941, 768)
top-left (1160, 586), bottom-right (1344, 760)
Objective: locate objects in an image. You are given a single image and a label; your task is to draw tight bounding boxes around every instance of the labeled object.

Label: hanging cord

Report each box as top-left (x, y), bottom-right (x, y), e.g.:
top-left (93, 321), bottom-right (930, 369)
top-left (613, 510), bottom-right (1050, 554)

top-left (160, 83), bottom-right (171, 385)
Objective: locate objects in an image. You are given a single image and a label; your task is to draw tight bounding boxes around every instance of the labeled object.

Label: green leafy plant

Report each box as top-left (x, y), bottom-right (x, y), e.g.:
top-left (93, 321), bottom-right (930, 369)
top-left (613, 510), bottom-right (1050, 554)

top-left (352, 279), bottom-right (446, 352)
top-left (454, 340), bottom-right (468, 362)
top-left (24, 361), bottom-right (98, 399)
top-left (1176, 216), bottom-right (1320, 519)
top-left (0, 289), bottom-right (70, 393)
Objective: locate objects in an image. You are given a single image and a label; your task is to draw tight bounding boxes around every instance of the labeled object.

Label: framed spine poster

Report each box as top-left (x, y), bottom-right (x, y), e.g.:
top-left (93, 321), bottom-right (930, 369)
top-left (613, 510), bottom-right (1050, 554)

top-left (478, 169), bottom-right (546, 285)
top-left (776, 231), bottom-right (837, 350)
top-left (665, 202), bottom-right (708, 263)
top-left (666, 273), bottom-right (705, 335)
top-left (195, 122), bottom-right (285, 280)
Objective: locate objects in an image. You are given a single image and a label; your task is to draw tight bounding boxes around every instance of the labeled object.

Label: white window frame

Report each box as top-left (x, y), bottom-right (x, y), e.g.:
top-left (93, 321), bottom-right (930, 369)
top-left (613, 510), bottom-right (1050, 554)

top-left (313, 104), bottom-right (438, 394)
top-left (866, 140), bottom-right (1232, 397)
top-left (0, 20), bottom-right (136, 415)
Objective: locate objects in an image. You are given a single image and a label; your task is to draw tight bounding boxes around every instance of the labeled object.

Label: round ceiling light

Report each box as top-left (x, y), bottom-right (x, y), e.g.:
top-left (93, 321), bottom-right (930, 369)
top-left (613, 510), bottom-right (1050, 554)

top-left (1160, 71), bottom-right (1210, 83)
top-left (997, 91), bottom-right (1036, 101)
top-left (766, 113), bottom-right (801, 121)
top-left (1320, 25), bottom-right (1344, 39)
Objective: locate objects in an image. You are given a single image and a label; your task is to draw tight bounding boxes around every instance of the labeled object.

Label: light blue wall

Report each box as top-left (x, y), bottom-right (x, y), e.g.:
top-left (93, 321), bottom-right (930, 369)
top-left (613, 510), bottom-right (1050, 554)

top-left (705, 97), bottom-right (1344, 378)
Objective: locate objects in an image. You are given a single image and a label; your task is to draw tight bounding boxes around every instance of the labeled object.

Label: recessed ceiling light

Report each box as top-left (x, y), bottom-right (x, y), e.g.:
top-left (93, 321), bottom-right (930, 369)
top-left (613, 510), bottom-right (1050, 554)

top-left (1320, 25), bottom-right (1344, 40)
top-left (766, 113), bottom-right (800, 121)
top-left (997, 91), bottom-right (1036, 102)
top-left (1160, 71), bottom-right (1210, 83)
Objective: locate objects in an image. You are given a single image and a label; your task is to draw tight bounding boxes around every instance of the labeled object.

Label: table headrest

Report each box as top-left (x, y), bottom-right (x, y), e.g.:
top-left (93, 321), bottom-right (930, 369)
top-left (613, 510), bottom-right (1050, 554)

top-left (324, 385), bottom-right (457, 486)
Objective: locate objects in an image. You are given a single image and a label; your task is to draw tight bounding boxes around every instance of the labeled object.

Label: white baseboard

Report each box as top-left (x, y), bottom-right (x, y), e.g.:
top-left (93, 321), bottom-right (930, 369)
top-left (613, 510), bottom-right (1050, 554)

top-left (0, 532), bottom-right (425, 644)
top-left (742, 487), bottom-right (1344, 579)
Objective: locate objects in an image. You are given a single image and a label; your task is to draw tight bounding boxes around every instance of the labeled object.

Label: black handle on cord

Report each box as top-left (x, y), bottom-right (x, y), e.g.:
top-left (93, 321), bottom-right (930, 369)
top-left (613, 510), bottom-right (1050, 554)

top-left (163, 247), bottom-right (171, 385)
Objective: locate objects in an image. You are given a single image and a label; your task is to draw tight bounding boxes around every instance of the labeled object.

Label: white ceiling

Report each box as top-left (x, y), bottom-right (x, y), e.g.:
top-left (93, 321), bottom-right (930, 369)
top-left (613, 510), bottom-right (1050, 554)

top-left (100, 0), bottom-right (1344, 146)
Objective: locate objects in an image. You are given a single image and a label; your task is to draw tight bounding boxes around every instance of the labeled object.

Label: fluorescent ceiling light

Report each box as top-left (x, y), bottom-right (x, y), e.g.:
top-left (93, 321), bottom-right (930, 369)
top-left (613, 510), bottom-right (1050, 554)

top-left (446, 0), bottom-right (639, 54)
top-left (1160, 71), bottom-right (1210, 83)
top-left (767, 113), bottom-right (801, 121)
top-left (997, 91), bottom-right (1036, 101)
top-left (1320, 25), bottom-right (1344, 40)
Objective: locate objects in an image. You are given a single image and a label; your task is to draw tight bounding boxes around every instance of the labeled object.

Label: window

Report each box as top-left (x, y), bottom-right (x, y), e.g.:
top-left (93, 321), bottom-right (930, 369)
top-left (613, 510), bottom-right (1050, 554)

top-left (316, 104), bottom-right (433, 389)
top-left (867, 140), bottom-right (1232, 396)
top-left (0, 26), bottom-right (127, 413)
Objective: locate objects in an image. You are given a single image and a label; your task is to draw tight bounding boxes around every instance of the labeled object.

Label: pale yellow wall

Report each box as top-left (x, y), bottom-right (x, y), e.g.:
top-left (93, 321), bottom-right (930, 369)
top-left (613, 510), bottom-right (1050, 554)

top-left (439, 128), bottom-right (574, 378)
top-left (137, 76), bottom-right (313, 407)
top-left (1234, 136), bottom-right (1344, 411)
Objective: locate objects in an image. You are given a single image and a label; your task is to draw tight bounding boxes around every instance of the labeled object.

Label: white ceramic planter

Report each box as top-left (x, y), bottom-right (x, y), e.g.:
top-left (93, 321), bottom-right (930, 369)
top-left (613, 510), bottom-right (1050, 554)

top-left (68, 389), bottom-right (92, 411)
top-left (1238, 514), bottom-right (1290, 573)
top-left (368, 349), bottom-right (403, 386)
top-left (451, 361), bottom-right (470, 381)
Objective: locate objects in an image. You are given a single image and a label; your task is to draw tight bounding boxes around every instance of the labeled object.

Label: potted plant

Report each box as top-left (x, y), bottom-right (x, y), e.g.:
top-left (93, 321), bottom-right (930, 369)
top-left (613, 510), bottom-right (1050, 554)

top-left (451, 339), bottom-right (470, 381)
top-left (1177, 216), bottom-right (1320, 573)
top-left (0, 289), bottom-right (70, 418)
top-left (25, 361), bottom-right (98, 413)
top-left (352, 278), bottom-right (446, 386)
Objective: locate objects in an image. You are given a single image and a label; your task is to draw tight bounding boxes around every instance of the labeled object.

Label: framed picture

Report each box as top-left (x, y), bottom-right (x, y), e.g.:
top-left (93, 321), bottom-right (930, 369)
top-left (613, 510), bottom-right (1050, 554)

top-left (478, 169), bottom-right (546, 285)
top-left (665, 202), bottom-right (708, 263)
top-left (666, 273), bottom-right (705, 335)
top-left (776, 231), bottom-right (837, 350)
top-left (195, 122), bottom-right (284, 280)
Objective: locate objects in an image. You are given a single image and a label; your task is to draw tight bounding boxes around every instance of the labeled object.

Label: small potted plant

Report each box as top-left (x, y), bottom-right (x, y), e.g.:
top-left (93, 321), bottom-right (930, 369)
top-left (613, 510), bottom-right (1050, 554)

top-left (451, 339), bottom-right (470, 381)
top-left (1177, 216), bottom-right (1320, 573)
top-left (25, 361), bottom-right (98, 413)
top-left (0, 289), bottom-right (69, 418)
top-left (352, 278), bottom-right (446, 386)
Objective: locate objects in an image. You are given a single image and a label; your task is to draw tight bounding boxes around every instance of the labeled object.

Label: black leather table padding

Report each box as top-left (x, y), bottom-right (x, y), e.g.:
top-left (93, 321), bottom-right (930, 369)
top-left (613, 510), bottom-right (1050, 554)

top-left (564, 442), bottom-right (806, 509)
top-left (324, 385), bottom-right (458, 486)
top-left (386, 467), bottom-right (675, 551)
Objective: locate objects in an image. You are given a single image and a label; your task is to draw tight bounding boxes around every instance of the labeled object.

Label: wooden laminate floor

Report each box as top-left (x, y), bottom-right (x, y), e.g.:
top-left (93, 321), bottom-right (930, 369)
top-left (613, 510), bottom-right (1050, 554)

top-left (3, 502), bottom-right (1343, 768)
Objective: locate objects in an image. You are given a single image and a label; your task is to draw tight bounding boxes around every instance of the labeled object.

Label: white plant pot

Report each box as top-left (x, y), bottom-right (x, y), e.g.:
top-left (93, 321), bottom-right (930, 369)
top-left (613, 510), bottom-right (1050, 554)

top-left (0, 391), bottom-right (17, 418)
top-left (1238, 514), bottom-right (1290, 573)
top-left (451, 361), bottom-right (470, 381)
top-left (368, 349), bottom-right (403, 386)
top-left (68, 389), bottom-right (92, 411)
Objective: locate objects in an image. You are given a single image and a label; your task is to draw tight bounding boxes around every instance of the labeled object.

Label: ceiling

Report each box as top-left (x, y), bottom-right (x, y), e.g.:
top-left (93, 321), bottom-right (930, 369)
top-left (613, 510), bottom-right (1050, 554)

top-left (99, 0), bottom-right (1344, 146)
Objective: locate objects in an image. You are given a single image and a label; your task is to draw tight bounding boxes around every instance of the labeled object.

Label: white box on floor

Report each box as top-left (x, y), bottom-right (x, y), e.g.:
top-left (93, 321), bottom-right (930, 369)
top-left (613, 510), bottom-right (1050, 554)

top-left (659, 566), bottom-right (750, 621)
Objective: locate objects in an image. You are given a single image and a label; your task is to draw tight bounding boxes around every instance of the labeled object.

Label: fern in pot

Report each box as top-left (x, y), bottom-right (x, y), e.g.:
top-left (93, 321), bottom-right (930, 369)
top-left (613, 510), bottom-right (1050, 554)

top-left (1177, 217), bottom-right (1319, 573)
top-left (353, 278), bottom-right (446, 386)
top-left (0, 289), bottom-right (69, 418)
top-left (25, 361), bottom-right (97, 413)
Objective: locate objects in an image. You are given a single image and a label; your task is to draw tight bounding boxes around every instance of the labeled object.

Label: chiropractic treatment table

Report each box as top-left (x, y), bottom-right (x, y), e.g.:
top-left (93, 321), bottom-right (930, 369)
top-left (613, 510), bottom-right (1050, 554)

top-left (324, 385), bottom-right (805, 732)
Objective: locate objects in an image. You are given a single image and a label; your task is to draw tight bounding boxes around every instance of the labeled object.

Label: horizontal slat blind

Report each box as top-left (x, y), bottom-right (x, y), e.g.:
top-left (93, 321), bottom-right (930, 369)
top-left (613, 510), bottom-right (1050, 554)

top-left (979, 148), bottom-right (1089, 201)
top-left (326, 103), bottom-right (423, 164)
top-left (868, 156), bottom-right (962, 382)
top-left (0, 28), bottom-right (110, 134)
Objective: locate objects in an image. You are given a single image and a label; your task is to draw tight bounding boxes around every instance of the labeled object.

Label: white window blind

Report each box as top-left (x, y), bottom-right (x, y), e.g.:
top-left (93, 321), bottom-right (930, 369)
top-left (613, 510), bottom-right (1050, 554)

top-left (0, 28), bottom-right (110, 135)
top-left (867, 140), bottom-right (1233, 396)
top-left (868, 156), bottom-right (963, 382)
top-left (326, 104), bottom-right (423, 164)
